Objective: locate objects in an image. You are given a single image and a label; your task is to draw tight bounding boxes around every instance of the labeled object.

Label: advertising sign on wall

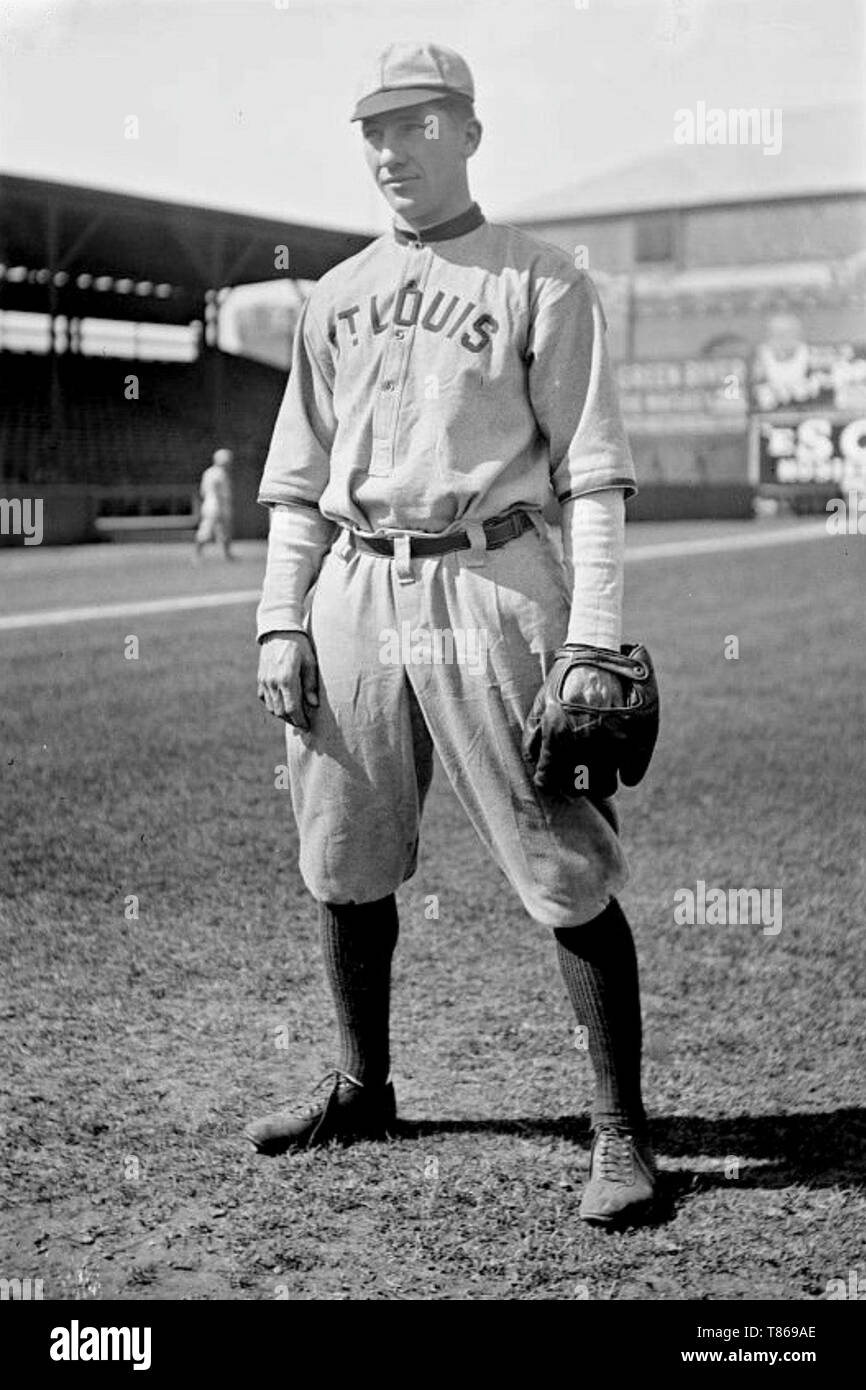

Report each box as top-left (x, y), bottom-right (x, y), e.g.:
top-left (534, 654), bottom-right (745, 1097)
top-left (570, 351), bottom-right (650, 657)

top-left (751, 413), bottom-right (866, 489)
top-left (751, 333), bottom-right (866, 414)
top-left (617, 357), bottom-right (747, 435)
top-left (749, 317), bottom-right (866, 490)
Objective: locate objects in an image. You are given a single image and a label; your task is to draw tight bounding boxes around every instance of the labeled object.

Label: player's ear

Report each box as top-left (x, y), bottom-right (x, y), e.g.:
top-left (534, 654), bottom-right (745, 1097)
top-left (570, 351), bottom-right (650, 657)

top-left (464, 117), bottom-right (482, 158)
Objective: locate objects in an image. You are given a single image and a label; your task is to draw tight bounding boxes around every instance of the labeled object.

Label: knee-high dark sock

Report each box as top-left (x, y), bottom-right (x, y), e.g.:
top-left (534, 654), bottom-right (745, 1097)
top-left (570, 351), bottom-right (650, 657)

top-left (318, 895), bottom-right (399, 1087)
top-left (554, 899), bottom-right (646, 1133)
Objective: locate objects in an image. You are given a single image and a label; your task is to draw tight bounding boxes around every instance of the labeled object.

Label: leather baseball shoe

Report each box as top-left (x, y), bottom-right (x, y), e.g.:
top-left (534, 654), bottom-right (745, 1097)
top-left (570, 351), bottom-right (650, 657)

top-left (244, 1071), bottom-right (397, 1155)
top-left (579, 1125), bottom-right (656, 1225)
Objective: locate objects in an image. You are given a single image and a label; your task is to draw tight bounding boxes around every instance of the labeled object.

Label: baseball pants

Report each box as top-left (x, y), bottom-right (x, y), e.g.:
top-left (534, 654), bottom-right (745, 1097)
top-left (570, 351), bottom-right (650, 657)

top-left (283, 516), bottom-right (628, 928)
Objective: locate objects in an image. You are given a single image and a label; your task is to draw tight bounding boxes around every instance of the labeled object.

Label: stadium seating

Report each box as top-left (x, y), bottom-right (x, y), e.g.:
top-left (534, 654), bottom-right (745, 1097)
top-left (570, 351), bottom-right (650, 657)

top-left (0, 350), bottom-right (284, 488)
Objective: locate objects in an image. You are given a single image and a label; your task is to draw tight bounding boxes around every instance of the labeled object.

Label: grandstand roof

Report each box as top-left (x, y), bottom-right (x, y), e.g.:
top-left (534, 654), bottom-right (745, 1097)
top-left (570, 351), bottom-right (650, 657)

top-left (505, 103), bottom-right (866, 223)
top-left (0, 173), bottom-right (372, 325)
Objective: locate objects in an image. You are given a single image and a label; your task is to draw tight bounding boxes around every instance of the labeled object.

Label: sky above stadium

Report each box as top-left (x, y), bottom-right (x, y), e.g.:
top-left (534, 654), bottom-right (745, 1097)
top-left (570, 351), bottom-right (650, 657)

top-left (0, 0), bottom-right (863, 235)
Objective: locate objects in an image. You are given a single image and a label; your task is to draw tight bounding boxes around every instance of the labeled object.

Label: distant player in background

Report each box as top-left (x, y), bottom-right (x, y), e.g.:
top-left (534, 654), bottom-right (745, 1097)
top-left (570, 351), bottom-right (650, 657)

top-left (194, 448), bottom-right (234, 561)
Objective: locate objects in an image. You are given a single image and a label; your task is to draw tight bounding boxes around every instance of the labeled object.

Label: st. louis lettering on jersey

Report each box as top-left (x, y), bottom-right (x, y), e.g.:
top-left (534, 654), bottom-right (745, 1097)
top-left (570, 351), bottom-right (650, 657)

top-left (334, 288), bottom-right (499, 354)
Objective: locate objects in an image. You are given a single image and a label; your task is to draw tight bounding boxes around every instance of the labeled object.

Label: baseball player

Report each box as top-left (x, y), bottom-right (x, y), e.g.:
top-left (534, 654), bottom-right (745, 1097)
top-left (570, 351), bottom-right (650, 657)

top-left (193, 447), bottom-right (234, 560)
top-left (248, 42), bottom-right (657, 1225)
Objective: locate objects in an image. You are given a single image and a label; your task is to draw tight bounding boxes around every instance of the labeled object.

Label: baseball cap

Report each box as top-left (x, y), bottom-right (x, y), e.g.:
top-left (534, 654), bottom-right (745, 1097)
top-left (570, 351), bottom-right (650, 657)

top-left (350, 42), bottom-right (475, 122)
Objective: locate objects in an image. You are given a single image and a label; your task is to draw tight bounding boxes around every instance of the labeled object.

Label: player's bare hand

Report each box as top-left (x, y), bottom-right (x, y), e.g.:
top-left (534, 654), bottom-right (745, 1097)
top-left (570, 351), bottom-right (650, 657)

top-left (257, 632), bottom-right (319, 731)
top-left (561, 664), bottom-right (624, 708)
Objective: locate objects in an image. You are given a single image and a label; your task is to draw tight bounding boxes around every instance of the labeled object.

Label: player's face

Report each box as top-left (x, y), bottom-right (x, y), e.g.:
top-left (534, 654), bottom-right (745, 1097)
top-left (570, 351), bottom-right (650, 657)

top-left (361, 102), bottom-right (476, 229)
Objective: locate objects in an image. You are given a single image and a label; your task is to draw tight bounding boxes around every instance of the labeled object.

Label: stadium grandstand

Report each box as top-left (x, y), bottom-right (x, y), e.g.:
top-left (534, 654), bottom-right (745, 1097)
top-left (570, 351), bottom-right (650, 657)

top-left (0, 174), bottom-right (371, 544)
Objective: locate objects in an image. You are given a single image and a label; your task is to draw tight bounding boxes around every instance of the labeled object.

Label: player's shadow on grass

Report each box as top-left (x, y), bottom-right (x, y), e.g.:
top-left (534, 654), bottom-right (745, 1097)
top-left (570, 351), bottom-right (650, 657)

top-left (402, 1108), bottom-right (866, 1218)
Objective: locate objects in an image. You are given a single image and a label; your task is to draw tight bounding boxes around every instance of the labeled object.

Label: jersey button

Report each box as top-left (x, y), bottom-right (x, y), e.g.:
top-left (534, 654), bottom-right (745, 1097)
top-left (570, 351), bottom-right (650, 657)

top-left (382, 380), bottom-right (395, 391)
top-left (394, 329), bottom-right (405, 340)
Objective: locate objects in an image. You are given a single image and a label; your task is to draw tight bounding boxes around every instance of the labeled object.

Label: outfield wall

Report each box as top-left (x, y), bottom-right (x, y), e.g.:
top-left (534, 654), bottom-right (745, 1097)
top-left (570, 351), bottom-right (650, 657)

top-left (0, 484), bottom-right (97, 547)
top-left (627, 482), bottom-right (755, 521)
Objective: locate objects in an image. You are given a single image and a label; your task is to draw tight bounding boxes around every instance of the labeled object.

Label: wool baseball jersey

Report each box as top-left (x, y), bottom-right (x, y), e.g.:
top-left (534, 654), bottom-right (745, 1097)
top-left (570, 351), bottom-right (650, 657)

top-left (257, 202), bottom-right (637, 534)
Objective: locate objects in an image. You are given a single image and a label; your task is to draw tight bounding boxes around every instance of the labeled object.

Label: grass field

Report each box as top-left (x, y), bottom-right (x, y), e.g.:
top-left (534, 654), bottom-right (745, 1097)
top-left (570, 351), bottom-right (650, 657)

top-left (1, 521), bottom-right (864, 1301)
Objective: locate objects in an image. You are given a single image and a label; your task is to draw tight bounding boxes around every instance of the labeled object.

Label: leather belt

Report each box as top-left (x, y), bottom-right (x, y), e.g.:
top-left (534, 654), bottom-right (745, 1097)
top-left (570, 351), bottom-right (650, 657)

top-left (348, 510), bottom-right (534, 558)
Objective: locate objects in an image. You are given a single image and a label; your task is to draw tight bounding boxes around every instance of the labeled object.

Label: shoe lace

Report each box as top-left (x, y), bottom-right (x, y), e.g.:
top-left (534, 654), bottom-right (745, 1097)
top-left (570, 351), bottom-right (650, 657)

top-left (594, 1127), bottom-right (636, 1183)
top-left (271, 1069), bottom-right (351, 1119)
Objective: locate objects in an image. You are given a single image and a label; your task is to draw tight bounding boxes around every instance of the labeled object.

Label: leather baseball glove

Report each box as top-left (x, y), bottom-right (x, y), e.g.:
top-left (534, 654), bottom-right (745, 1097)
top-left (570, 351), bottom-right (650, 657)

top-left (522, 642), bottom-right (660, 802)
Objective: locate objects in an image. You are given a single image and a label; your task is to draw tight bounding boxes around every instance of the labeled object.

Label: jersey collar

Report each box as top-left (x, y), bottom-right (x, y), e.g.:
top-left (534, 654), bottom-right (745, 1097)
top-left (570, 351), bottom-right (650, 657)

top-left (392, 202), bottom-right (485, 246)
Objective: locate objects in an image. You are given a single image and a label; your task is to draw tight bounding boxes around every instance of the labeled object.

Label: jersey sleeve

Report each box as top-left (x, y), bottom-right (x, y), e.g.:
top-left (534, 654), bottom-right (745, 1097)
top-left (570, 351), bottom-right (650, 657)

top-left (526, 270), bottom-right (637, 505)
top-left (257, 299), bottom-right (336, 509)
